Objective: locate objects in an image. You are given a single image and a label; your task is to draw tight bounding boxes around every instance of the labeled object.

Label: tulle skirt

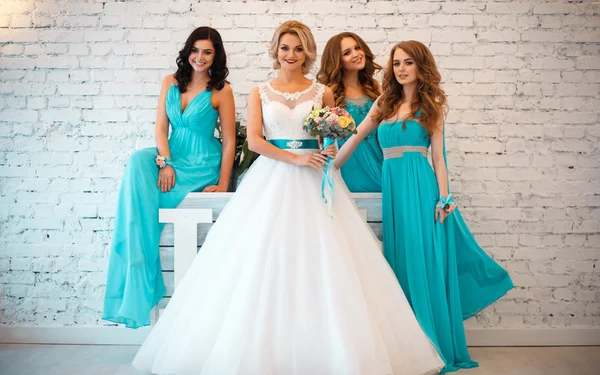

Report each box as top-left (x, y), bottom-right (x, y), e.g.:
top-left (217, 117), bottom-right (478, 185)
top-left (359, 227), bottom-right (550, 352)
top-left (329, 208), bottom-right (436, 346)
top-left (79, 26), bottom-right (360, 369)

top-left (133, 151), bottom-right (444, 375)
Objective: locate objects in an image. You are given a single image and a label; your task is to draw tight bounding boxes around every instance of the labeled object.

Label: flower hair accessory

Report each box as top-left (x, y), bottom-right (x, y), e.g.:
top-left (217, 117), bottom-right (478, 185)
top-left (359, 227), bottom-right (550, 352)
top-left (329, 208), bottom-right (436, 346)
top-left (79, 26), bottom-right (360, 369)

top-left (437, 193), bottom-right (455, 213)
top-left (155, 155), bottom-right (174, 169)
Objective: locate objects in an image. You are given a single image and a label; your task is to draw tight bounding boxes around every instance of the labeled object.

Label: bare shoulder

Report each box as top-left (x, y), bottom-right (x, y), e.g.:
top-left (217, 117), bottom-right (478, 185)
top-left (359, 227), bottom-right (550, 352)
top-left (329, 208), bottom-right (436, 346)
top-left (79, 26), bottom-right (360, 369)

top-left (322, 85), bottom-right (334, 105)
top-left (214, 82), bottom-right (233, 97)
top-left (218, 82), bottom-right (233, 94)
top-left (249, 85), bottom-right (261, 98)
top-left (436, 115), bottom-right (445, 131)
top-left (372, 96), bottom-right (381, 108)
top-left (162, 74), bottom-right (177, 87)
top-left (247, 86), bottom-right (263, 113)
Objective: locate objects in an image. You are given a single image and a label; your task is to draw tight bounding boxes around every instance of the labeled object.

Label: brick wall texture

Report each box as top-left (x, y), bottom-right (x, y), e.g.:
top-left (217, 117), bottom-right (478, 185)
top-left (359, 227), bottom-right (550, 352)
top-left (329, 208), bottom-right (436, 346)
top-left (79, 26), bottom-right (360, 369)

top-left (0, 0), bottom-right (599, 329)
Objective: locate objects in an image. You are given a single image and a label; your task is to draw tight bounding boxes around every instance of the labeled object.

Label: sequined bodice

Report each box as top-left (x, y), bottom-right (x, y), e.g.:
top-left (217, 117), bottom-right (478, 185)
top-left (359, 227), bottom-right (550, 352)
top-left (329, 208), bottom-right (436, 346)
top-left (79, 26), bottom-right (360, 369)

top-left (345, 97), bottom-right (373, 126)
top-left (343, 96), bottom-right (376, 142)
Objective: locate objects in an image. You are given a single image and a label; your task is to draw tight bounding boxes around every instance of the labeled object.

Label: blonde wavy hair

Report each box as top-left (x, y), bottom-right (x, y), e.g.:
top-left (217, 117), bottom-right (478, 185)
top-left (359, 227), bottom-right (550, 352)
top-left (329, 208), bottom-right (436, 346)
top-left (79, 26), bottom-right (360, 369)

top-left (269, 20), bottom-right (317, 74)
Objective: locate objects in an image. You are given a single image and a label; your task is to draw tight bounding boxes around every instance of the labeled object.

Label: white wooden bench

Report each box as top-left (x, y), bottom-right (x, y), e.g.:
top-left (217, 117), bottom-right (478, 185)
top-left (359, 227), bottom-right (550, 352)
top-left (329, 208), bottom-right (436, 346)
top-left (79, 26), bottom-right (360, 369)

top-left (154, 192), bottom-right (383, 322)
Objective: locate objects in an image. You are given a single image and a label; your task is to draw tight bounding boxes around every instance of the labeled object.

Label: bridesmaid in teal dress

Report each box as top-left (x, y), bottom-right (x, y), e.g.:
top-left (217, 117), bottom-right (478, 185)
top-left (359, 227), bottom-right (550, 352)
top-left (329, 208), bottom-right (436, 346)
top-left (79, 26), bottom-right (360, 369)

top-left (317, 32), bottom-right (383, 192)
top-left (336, 41), bottom-right (513, 372)
top-left (103, 27), bottom-right (236, 328)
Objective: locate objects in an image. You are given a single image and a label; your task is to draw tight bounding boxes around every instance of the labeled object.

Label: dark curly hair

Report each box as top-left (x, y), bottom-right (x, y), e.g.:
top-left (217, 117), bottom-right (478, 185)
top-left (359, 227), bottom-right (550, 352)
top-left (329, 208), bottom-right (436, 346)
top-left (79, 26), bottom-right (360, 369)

top-left (174, 27), bottom-right (229, 93)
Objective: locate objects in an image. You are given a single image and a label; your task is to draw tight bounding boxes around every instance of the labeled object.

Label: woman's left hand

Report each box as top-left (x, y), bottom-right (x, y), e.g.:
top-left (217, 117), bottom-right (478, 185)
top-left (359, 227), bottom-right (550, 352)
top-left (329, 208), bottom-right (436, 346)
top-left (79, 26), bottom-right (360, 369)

top-left (203, 184), bottom-right (228, 193)
top-left (321, 144), bottom-right (337, 159)
top-left (435, 202), bottom-right (457, 224)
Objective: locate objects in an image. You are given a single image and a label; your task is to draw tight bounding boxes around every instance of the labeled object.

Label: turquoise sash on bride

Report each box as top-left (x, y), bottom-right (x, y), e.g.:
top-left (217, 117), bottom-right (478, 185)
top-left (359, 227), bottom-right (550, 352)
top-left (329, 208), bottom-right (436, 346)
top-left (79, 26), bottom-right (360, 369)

top-left (269, 138), bottom-right (335, 216)
top-left (268, 139), bottom-right (319, 150)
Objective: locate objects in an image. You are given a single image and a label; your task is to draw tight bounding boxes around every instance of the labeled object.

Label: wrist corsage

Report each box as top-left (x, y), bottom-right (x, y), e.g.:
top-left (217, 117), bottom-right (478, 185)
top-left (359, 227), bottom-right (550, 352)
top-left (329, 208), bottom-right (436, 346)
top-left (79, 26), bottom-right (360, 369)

top-left (437, 193), bottom-right (455, 213)
top-left (155, 155), bottom-right (173, 169)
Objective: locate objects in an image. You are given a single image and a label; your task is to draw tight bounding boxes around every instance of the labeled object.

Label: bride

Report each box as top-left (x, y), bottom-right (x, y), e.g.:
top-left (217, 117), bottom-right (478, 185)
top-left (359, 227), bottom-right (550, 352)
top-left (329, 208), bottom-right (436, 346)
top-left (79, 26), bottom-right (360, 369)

top-left (133, 21), bottom-right (444, 375)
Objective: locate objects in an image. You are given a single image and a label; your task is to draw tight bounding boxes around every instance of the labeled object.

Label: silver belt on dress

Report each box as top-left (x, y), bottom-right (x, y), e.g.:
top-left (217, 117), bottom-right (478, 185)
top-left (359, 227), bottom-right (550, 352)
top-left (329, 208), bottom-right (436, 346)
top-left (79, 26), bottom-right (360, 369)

top-left (382, 146), bottom-right (429, 159)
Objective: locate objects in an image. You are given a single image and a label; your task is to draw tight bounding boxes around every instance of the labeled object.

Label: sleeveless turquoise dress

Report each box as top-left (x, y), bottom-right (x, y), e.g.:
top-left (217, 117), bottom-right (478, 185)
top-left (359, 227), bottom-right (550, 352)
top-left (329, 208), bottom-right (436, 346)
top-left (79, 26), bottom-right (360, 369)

top-left (378, 115), bottom-right (513, 373)
top-left (103, 86), bottom-right (222, 328)
top-left (337, 96), bottom-right (382, 192)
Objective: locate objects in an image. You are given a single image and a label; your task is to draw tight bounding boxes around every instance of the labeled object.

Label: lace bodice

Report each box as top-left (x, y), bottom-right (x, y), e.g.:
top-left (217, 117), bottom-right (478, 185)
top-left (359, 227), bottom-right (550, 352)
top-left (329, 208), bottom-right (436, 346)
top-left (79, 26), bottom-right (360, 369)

top-left (258, 81), bottom-right (325, 140)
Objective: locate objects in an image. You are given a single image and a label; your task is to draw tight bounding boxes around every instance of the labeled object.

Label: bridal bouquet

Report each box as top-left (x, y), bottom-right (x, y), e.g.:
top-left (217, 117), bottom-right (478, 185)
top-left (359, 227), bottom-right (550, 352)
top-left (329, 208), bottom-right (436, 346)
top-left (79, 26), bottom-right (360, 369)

top-left (304, 106), bottom-right (357, 217)
top-left (303, 106), bottom-right (357, 140)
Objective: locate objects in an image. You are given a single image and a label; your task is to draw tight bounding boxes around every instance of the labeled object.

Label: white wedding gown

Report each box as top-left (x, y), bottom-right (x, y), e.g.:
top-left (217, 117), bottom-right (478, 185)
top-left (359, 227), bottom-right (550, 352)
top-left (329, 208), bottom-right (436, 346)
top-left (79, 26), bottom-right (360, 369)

top-left (133, 82), bottom-right (444, 375)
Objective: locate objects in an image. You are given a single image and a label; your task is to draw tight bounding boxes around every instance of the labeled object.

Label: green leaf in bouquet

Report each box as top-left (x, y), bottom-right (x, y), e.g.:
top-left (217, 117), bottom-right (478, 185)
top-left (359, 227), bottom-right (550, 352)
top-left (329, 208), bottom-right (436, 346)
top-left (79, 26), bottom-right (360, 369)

top-left (215, 118), bottom-right (261, 191)
top-left (238, 138), bottom-right (259, 176)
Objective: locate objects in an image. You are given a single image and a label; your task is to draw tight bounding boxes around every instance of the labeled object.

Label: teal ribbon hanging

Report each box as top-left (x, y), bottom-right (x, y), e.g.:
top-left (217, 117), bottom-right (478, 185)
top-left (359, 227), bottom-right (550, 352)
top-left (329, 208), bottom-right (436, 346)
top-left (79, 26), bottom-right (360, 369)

top-left (321, 137), bottom-right (335, 217)
top-left (434, 120), bottom-right (453, 208)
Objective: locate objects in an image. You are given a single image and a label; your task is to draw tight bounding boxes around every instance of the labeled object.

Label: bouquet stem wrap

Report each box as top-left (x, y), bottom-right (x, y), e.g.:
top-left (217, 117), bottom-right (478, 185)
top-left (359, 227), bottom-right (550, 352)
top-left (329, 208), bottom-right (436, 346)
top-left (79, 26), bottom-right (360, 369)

top-left (322, 137), bottom-right (335, 217)
top-left (304, 105), bottom-right (357, 219)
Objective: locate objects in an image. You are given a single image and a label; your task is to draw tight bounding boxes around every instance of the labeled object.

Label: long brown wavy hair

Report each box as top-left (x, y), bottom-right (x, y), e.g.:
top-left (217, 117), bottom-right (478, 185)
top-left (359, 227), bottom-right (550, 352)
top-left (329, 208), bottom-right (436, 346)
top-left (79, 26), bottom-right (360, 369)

top-left (375, 41), bottom-right (447, 135)
top-left (317, 32), bottom-right (382, 108)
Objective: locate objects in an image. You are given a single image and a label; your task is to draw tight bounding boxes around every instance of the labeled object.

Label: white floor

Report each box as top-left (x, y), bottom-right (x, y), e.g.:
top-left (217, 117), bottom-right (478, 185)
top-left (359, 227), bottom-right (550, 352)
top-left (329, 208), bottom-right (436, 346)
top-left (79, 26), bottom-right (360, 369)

top-left (0, 344), bottom-right (599, 375)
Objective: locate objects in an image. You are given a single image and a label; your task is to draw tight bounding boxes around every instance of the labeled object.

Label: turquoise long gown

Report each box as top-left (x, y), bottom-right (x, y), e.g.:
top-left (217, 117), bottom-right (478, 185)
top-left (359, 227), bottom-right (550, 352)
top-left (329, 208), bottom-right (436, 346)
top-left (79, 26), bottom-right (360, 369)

top-left (103, 86), bottom-right (222, 328)
top-left (378, 115), bottom-right (514, 373)
top-left (337, 96), bottom-right (383, 192)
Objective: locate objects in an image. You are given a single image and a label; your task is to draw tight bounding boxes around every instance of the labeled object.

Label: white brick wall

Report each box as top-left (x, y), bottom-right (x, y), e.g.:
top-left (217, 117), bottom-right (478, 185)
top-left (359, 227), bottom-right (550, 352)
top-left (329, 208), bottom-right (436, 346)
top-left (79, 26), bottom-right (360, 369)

top-left (0, 0), bottom-right (598, 330)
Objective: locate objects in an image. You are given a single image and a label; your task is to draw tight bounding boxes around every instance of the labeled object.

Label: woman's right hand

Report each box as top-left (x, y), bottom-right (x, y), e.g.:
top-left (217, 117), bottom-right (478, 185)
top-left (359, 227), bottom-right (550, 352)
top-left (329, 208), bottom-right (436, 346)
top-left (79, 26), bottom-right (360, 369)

top-left (293, 153), bottom-right (329, 171)
top-left (321, 144), bottom-right (337, 159)
top-left (157, 165), bottom-right (176, 192)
